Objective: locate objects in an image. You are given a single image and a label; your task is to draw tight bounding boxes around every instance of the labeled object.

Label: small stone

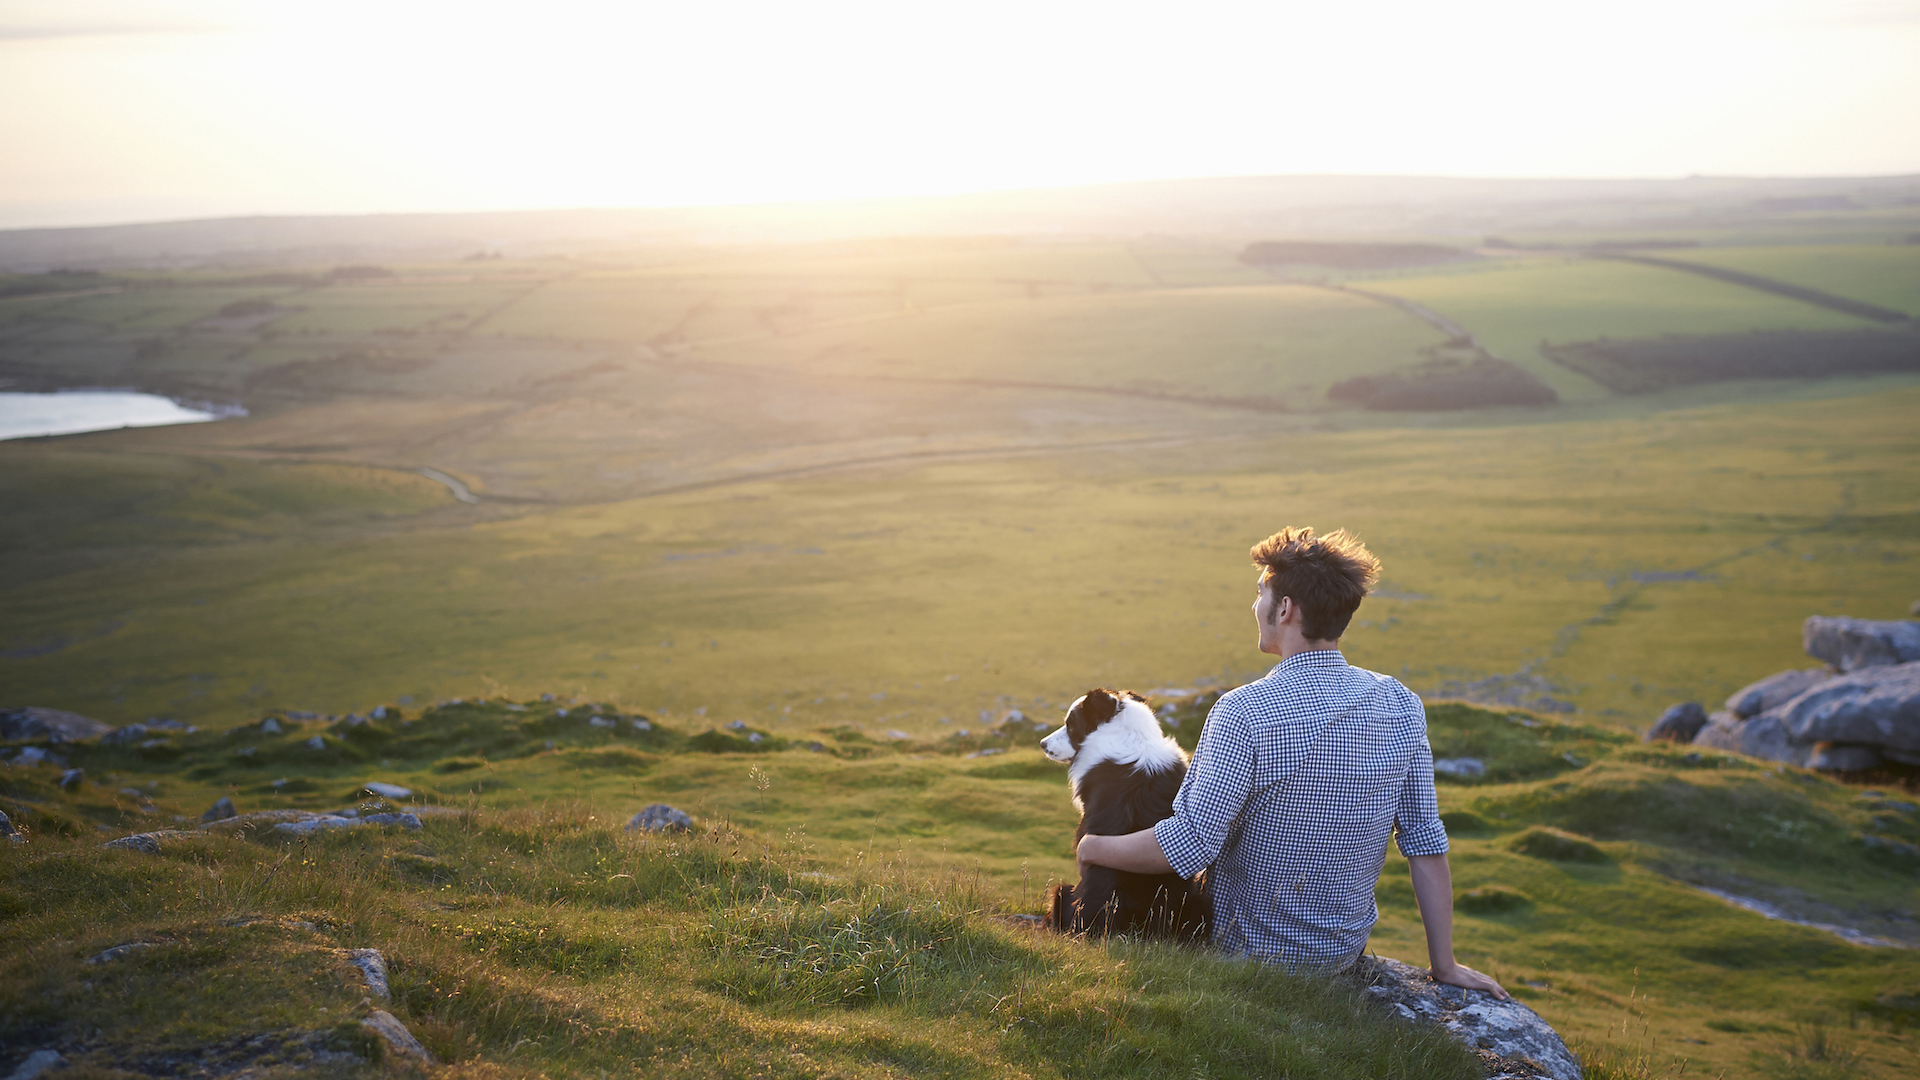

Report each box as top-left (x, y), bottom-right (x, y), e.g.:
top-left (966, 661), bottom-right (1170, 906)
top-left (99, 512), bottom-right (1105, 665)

top-left (58, 768), bottom-right (84, 792)
top-left (747, 732), bottom-right (763, 743)
top-left (371, 706), bottom-right (387, 720)
top-left (200, 796), bottom-right (236, 823)
top-left (556, 708), bottom-right (569, 718)
top-left (101, 830), bottom-right (196, 853)
top-left (360, 1010), bottom-right (433, 1062)
top-left (4, 1050), bottom-right (65, 1080)
top-left (631, 718), bottom-right (652, 731)
top-left (726, 720), bottom-right (746, 731)
top-left (589, 715), bottom-right (614, 728)
top-left (346, 948), bottom-right (390, 1000)
top-left (9, 746), bottom-right (62, 768)
top-left (0, 809), bottom-right (21, 844)
top-left (966, 747), bottom-right (1006, 759)
top-left (1645, 702), bottom-right (1708, 743)
top-left (271, 813), bottom-right (421, 836)
top-left (886, 730), bottom-right (912, 740)
top-left (541, 693), bottom-right (555, 702)
top-left (260, 718), bottom-right (283, 734)
top-left (626, 804), bottom-right (692, 832)
top-left (362, 782), bottom-right (411, 800)
top-left (306, 736), bottom-right (326, 750)
top-left (86, 942), bottom-right (152, 964)
top-left (1433, 758), bottom-right (1486, 778)
top-left (804, 741), bottom-right (827, 752)
top-left (999, 709), bottom-right (1028, 727)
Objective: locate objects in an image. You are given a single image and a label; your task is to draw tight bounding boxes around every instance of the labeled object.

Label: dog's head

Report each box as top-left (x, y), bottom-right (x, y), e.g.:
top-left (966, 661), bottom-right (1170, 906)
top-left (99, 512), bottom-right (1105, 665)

top-left (1040, 688), bottom-right (1145, 764)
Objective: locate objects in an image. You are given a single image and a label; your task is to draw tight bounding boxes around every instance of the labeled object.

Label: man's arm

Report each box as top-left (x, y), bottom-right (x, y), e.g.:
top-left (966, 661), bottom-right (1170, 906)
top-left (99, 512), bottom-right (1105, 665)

top-left (1407, 854), bottom-right (1510, 1000)
top-left (1077, 829), bottom-right (1173, 878)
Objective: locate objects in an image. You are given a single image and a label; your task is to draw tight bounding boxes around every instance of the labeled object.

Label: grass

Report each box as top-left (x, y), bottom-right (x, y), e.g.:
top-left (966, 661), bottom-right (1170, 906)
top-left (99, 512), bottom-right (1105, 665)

top-left (1646, 246), bottom-right (1920, 320)
top-left (6, 696), bottom-right (1920, 1077)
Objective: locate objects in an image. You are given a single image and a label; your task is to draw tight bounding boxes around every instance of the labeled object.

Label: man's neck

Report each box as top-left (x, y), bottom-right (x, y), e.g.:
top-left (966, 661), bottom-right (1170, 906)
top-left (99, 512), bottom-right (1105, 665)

top-left (1275, 636), bottom-right (1341, 662)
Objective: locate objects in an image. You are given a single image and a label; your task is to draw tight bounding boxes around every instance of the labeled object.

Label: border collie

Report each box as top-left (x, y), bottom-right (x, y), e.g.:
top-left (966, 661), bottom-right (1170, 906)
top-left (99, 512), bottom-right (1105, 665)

top-left (1039, 688), bottom-right (1209, 942)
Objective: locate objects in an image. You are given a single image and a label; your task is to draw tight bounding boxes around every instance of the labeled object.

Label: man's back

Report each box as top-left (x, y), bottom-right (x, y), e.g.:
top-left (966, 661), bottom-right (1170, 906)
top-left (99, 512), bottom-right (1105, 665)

top-left (1152, 649), bottom-right (1446, 967)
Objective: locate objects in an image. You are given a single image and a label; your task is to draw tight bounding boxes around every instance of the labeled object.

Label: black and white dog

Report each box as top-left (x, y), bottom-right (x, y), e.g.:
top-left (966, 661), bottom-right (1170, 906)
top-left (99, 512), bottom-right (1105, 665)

top-left (1039, 688), bottom-right (1209, 942)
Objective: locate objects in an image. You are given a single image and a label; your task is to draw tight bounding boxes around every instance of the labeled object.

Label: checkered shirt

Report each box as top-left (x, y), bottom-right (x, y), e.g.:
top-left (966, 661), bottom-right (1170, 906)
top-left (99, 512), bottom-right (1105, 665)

top-left (1153, 649), bottom-right (1447, 968)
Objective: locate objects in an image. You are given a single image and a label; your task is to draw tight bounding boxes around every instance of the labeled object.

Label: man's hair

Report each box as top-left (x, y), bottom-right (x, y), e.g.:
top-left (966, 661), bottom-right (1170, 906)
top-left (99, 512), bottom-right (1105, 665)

top-left (1250, 527), bottom-right (1381, 641)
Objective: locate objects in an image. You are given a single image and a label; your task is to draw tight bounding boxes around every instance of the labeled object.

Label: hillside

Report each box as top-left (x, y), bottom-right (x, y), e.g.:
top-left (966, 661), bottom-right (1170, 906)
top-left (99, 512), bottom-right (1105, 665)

top-left (4, 696), bottom-right (1918, 1078)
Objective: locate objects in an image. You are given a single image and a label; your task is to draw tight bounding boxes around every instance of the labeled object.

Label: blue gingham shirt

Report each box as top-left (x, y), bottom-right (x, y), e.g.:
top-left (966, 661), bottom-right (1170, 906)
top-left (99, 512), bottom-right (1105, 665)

top-left (1154, 650), bottom-right (1447, 968)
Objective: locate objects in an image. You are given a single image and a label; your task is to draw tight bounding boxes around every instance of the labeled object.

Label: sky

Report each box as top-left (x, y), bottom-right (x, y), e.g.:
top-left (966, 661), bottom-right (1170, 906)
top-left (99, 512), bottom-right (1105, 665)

top-left (1, 0), bottom-right (1917, 229)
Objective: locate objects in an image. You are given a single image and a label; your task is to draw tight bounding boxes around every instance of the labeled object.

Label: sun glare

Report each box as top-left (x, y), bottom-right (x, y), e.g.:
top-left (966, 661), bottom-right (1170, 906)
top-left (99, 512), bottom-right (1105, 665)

top-left (0, 0), bottom-right (1915, 226)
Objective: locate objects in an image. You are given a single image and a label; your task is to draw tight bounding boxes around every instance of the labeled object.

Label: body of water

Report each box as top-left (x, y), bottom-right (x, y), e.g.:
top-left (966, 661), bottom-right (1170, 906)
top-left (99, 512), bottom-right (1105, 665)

top-left (0, 390), bottom-right (237, 441)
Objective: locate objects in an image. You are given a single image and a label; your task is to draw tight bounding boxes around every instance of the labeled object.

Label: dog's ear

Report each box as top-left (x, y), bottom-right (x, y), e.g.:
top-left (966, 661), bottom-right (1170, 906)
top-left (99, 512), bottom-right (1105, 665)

top-left (1083, 689), bottom-right (1121, 722)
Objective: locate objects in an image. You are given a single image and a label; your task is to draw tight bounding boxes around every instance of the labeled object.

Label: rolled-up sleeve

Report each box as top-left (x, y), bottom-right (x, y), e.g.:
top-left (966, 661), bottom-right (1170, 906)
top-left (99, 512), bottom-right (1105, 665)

top-left (1153, 698), bottom-right (1256, 878)
top-left (1393, 732), bottom-right (1449, 857)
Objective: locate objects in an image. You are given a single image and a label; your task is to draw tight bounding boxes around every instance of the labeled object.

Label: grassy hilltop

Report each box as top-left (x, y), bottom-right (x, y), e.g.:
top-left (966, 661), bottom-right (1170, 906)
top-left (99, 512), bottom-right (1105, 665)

top-left (4, 192), bottom-right (1920, 1075)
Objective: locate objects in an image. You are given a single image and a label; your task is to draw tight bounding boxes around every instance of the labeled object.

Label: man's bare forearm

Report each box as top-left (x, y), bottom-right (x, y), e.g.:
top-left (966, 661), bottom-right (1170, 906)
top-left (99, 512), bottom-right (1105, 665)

top-left (1077, 829), bottom-right (1175, 875)
top-left (1408, 853), bottom-right (1510, 999)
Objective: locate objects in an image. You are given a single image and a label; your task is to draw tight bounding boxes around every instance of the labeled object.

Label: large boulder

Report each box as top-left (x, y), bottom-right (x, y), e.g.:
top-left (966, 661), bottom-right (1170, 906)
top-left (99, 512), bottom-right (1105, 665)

top-left (1351, 955), bottom-right (1580, 1079)
top-left (1777, 661), bottom-right (1920, 757)
top-left (1691, 710), bottom-right (1812, 767)
top-left (0, 706), bottom-right (114, 742)
top-left (1726, 668), bottom-right (1831, 718)
top-left (1644, 702), bottom-right (1707, 743)
top-left (1803, 617), bottom-right (1920, 672)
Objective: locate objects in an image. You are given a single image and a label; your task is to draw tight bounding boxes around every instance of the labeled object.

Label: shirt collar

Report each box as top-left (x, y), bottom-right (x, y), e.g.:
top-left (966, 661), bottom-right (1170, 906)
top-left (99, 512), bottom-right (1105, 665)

top-left (1270, 649), bottom-right (1348, 678)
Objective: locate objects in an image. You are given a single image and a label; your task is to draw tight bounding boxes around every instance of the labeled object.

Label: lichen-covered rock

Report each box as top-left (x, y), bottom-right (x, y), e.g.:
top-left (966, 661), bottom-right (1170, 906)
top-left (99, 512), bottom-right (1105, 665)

top-left (271, 813), bottom-right (421, 836)
top-left (1351, 956), bottom-right (1580, 1080)
top-left (1777, 661), bottom-right (1920, 755)
top-left (346, 948), bottom-right (390, 1000)
top-left (1803, 617), bottom-right (1920, 672)
top-left (1726, 668), bottom-right (1832, 718)
top-left (626, 804), bottom-right (693, 832)
top-left (1691, 709), bottom-right (1811, 766)
top-left (1644, 702), bottom-right (1707, 742)
top-left (359, 1010), bottom-right (433, 1062)
top-left (101, 830), bottom-right (199, 854)
top-left (0, 706), bottom-right (114, 742)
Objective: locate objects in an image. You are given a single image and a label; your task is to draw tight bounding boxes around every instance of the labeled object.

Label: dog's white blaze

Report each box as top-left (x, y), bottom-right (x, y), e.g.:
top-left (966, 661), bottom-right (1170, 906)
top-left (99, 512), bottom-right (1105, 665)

top-left (1065, 699), bottom-right (1188, 813)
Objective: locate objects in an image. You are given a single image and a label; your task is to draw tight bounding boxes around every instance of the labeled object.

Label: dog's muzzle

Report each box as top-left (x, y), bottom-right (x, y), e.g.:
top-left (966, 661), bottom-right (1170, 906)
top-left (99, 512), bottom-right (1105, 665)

top-left (1040, 725), bottom-right (1075, 763)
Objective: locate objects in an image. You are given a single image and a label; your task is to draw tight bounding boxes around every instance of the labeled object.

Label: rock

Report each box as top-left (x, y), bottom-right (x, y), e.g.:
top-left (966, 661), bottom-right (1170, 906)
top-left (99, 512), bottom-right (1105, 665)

top-left (1726, 668), bottom-right (1832, 718)
top-left (626, 803), bottom-right (692, 832)
top-left (1691, 709), bottom-right (1812, 766)
top-left (58, 768), bottom-right (85, 791)
top-left (631, 718), bottom-right (652, 731)
top-left (272, 813), bottom-right (421, 836)
top-left (1808, 743), bottom-right (1882, 771)
top-left (305, 735), bottom-right (326, 750)
top-left (726, 720), bottom-right (745, 731)
top-left (4, 1050), bottom-right (66, 1080)
top-left (886, 729), bottom-right (912, 740)
top-left (589, 715), bottom-right (614, 728)
top-left (1644, 702), bottom-right (1708, 743)
top-left (260, 717), bottom-right (283, 734)
top-left (101, 830), bottom-right (197, 853)
top-left (0, 809), bottom-right (22, 844)
top-left (346, 948), bottom-right (390, 1000)
top-left (0, 706), bottom-right (114, 743)
top-left (362, 782), bottom-right (412, 800)
top-left (1804, 616), bottom-right (1920, 672)
top-left (100, 724), bottom-right (148, 745)
top-left (998, 709), bottom-right (1028, 728)
top-left (86, 942), bottom-right (153, 964)
top-left (360, 1009), bottom-right (434, 1062)
top-left (966, 747), bottom-right (1006, 759)
top-left (1351, 955), bottom-right (1580, 1080)
top-left (747, 732), bottom-right (763, 743)
top-left (201, 796), bottom-right (236, 823)
top-left (201, 809), bottom-right (329, 834)
top-left (1776, 661), bottom-right (1920, 755)
top-left (371, 706), bottom-right (387, 720)
top-left (1433, 758), bottom-right (1486, 778)
top-left (8, 746), bottom-right (66, 769)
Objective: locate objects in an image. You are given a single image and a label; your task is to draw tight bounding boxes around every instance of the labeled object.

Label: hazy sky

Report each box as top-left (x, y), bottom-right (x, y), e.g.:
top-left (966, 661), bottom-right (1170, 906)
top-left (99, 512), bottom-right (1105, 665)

top-left (2, 0), bottom-right (1917, 228)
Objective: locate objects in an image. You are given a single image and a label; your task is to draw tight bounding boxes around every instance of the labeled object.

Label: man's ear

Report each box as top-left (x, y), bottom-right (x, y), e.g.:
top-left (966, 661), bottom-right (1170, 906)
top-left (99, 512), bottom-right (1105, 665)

top-left (1274, 595), bottom-right (1294, 625)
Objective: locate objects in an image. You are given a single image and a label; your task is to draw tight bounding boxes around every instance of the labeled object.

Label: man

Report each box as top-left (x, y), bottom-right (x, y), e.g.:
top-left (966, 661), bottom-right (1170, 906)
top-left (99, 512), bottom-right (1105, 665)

top-left (1077, 526), bottom-right (1508, 997)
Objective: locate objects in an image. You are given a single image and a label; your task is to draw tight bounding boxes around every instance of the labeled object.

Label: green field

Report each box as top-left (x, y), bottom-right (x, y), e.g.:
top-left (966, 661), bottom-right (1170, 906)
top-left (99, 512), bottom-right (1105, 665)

top-left (5, 209), bottom-right (1920, 1077)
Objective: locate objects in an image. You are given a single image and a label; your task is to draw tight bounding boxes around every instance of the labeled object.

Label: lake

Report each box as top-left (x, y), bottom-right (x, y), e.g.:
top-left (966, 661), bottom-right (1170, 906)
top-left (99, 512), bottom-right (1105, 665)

top-left (0, 390), bottom-right (235, 441)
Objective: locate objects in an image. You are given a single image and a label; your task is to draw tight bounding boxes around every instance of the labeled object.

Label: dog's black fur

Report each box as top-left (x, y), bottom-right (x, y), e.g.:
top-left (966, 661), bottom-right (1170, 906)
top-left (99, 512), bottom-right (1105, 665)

top-left (1042, 688), bottom-right (1210, 942)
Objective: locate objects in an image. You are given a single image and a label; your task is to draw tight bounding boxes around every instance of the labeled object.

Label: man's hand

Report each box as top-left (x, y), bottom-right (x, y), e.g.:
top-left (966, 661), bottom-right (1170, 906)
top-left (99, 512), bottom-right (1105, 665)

top-left (1075, 830), bottom-right (1175, 876)
top-left (1432, 960), bottom-right (1510, 1000)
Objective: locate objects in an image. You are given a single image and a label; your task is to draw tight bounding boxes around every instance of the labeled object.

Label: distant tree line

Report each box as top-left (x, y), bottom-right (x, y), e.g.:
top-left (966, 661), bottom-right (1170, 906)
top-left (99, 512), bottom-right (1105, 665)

top-left (1543, 329), bottom-right (1920, 394)
top-left (1329, 357), bottom-right (1559, 410)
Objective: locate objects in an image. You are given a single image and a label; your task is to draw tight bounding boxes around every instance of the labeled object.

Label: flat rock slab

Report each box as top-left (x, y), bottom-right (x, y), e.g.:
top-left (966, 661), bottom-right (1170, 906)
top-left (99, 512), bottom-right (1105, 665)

top-left (1779, 661), bottom-right (1920, 755)
top-left (0, 706), bottom-right (114, 742)
top-left (101, 830), bottom-right (200, 854)
top-left (272, 813), bottom-right (422, 836)
top-left (1804, 617), bottom-right (1920, 672)
top-left (1351, 956), bottom-right (1581, 1080)
top-left (1727, 668), bottom-right (1832, 718)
